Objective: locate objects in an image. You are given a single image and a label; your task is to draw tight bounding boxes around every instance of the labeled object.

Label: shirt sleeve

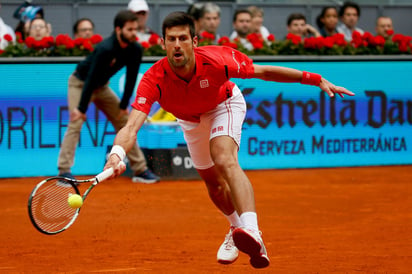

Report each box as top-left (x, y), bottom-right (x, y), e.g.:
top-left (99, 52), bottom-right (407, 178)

top-left (221, 47), bottom-right (255, 79)
top-left (120, 46), bottom-right (142, 110)
top-left (131, 73), bottom-right (159, 115)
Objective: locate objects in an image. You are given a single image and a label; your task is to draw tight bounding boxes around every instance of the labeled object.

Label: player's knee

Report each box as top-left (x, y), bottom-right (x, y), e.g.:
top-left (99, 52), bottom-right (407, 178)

top-left (213, 154), bottom-right (237, 171)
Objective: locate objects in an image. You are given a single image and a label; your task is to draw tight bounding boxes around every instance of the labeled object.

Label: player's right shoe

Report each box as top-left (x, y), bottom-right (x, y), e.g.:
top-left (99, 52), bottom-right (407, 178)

top-left (217, 226), bottom-right (239, 264)
top-left (232, 227), bottom-right (270, 269)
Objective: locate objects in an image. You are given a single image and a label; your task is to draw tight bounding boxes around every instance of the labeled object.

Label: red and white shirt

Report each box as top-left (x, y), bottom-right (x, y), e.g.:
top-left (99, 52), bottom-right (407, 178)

top-left (131, 46), bottom-right (254, 122)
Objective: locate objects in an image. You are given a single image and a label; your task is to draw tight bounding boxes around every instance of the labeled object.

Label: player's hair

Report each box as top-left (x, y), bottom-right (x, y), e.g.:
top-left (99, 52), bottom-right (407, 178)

top-left (287, 13), bottom-right (306, 26)
top-left (114, 10), bottom-right (138, 29)
top-left (232, 9), bottom-right (252, 23)
top-left (200, 2), bottom-right (221, 18)
top-left (73, 18), bottom-right (95, 35)
top-left (162, 11), bottom-right (195, 39)
top-left (339, 1), bottom-right (361, 17)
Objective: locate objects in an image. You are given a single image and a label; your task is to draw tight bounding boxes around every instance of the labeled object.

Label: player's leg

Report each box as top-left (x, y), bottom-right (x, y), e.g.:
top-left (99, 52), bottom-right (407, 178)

top-left (197, 166), bottom-right (241, 264)
top-left (179, 119), bottom-right (240, 264)
top-left (57, 75), bottom-right (86, 178)
top-left (207, 87), bottom-right (270, 268)
top-left (94, 86), bottom-right (159, 183)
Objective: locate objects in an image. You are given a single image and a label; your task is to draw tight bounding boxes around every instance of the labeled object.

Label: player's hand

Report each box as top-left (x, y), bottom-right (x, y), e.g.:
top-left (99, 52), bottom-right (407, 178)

top-left (104, 154), bottom-right (126, 178)
top-left (117, 108), bottom-right (129, 120)
top-left (70, 108), bottom-right (87, 121)
top-left (319, 78), bottom-right (355, 98)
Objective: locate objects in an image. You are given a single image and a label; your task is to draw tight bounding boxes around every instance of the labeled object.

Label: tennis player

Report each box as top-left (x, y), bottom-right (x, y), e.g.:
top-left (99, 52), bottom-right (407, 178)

top-left (105, 11), bottom-right (354, 268)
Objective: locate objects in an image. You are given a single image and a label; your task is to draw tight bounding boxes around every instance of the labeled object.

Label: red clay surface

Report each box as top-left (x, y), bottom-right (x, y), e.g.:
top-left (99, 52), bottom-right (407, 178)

top-left (1, 166), bottom-right (412, 273)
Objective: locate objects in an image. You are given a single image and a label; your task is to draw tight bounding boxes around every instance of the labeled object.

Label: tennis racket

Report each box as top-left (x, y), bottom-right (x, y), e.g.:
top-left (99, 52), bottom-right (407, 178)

top-left (28, 162), bottom-right (124, 235)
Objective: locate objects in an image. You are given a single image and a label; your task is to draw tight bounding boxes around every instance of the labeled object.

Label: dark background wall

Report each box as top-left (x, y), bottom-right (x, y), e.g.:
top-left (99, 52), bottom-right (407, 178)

top-left (1, 1), bottom-right (411, 41)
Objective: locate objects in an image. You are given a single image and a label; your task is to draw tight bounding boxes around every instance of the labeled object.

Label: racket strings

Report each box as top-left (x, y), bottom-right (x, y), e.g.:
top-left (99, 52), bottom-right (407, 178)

top-left (31, 179), bottom-right (78, 233)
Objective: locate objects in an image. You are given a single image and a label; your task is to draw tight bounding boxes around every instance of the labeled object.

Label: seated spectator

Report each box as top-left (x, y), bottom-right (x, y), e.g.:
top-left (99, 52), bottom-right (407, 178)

top-left (198, 2), bottom-right (221, 44)
top-left (187, 2), bottom-right (204, 37)
top-left (316, 6), bottom-right (339, 37)
top-left (375, 16), bottom-right (393, 40)
top-left (287, 13), bottom-right (321, 38)
top-left (229, 9), bottom-right (253, 51)
top-left (128, 0), bottom-right (159, 43)
top-left (337, 1), bottom-right (364, 41)
top-left (0, 3), bottom-right (16, 49)
top-left (28, 17), bottom-right (50, 41)
top-left (247, 6), bottom-right (270, 42)
top-left (73, 18), bottom-right (94, 39)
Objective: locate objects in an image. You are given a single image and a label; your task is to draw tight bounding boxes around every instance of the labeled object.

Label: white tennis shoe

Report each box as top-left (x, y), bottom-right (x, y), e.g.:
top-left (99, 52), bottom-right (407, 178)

top-left (217, 226), bottom-right (239, 264)
top-left (232, 227), bottom-right (270, 268)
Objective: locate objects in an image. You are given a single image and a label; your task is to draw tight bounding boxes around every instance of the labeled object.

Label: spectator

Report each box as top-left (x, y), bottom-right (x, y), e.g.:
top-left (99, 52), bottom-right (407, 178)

top-left (198, 2), bottom-right (221, 43)
top-left (287, 13), bottom-right (321, 38)
top-left (0, 3), bottom-right (16, 49)
top-left (57, 10), bottom-right (159, 184)
top-left (229, 9), bottom-right (253, 51)
top-left (73, 18), bottom-right (95, 39)
top-left (316, 6), bottom-right (339, 37)
top-left (13, 2), bottom-right (46, 40)
top-left (375, 16), bottom-right (393, 40)
top-left (27, 17), bottom-right (50, 40)
top-left (128, 0), bottom-right (159, 43)
top-left (186, 2), bottom-right (204, 37)
top-left (337, 1), bottom-right (364, 41)
top-left (247, 6), bottom-right (270, 42)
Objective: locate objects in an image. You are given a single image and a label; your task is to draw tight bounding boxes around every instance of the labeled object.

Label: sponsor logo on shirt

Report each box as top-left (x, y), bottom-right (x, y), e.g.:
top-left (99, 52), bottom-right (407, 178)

top-left (200, 79), bottom-right (209, 88)
top-left (137, 97), bottom-right (146, 104)
top-left (212, 126), bottom-right (224, 134)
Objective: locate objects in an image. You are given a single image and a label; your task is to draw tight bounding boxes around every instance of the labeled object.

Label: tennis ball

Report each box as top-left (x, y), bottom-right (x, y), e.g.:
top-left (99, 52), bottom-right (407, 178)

top-left (68, 194), bottom-right (83, 209)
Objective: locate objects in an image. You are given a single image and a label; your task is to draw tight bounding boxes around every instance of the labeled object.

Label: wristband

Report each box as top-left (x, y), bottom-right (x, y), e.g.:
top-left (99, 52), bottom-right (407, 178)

top-left (301, 71), bottom-right (322, 86)
top-left (109, 145), bottom-right (126, 161)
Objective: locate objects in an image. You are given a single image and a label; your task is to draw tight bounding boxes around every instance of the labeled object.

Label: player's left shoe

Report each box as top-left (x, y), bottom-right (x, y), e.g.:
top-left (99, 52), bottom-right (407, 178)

top-left (217, 226), bottom-right (239, 264)
top-left (232, 227), bottom-right (270, 269)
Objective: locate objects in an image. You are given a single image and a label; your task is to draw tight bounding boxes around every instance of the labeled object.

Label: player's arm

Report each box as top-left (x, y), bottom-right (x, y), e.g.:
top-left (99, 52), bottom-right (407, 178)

top-left (252, 64), bottom-right (355, 98)
top-left (104, 108), bottom-right (147, 177)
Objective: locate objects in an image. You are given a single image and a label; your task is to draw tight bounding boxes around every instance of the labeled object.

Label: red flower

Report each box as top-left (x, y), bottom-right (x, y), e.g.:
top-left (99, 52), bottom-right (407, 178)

top-left (323, 36), bottom-right (334, 48)
top-left (140, 41), bottom-right (150, 49)
top-left (332, 33), bottom-right (347, 46)
top-left (217, 36), bottom-right (230, 45)
top-left (373, 35), bottom-right (386, 47)
top-left (0, 49), bottom-right (4, 55)
top-left (55, 34), bottom-right (71, 46)
top-left (148, 33), bottom-right (160, 45)
top-left (267, 34), bottom-right (275, 42)
top-left (3, 34), bottom-right (13, 42)
top-left (286, 33), bottom-right (301, 45)
top-left (386, 29), bottom-right (394, 36)
top-left (90, 34), bottom-right (103, 44)
top-left (251, 40), bottom-right (264, 50)
top-left (221, 42), bottom-right (238, 49)
top-left (303, 37), bottom-right (317, 49)
top-left (82, 40), bottom-right (94, 51)
top-left (246, 33), bottom-right (262, 44)
top-left (201, 31), bottom-right (215, 41)
top-left (398, 41), bottom-right (408, 52)
top-left (25, 37), bottom-right (35, 48)
top-left (74, 37), bottom-right (85, 47)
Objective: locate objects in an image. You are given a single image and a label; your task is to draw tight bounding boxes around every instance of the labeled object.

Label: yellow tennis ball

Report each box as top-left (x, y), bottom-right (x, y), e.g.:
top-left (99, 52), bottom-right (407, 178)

top-left (68, 194), bottom-right (83, 209)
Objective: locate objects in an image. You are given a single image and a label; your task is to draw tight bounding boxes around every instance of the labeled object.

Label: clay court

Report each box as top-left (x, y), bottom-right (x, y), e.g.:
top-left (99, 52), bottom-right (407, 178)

top-left (1, 165), bottom-right (412, 273)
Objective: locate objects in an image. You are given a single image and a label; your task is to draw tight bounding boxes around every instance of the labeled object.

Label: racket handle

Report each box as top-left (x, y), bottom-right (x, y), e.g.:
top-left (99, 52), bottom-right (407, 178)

top-left (95, 161), bottom-right (125, 182)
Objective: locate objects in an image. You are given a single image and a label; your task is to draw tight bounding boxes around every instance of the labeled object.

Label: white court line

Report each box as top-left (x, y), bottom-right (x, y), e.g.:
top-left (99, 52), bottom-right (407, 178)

top-left (88, 268), bottom-right (138, 273)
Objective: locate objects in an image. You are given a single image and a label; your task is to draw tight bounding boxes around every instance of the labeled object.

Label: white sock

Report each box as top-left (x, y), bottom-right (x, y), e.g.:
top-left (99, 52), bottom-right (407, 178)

top-left (225, 211), bottom-right (242, 228)
top-left (240, 212), bottom-right (259, 232)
